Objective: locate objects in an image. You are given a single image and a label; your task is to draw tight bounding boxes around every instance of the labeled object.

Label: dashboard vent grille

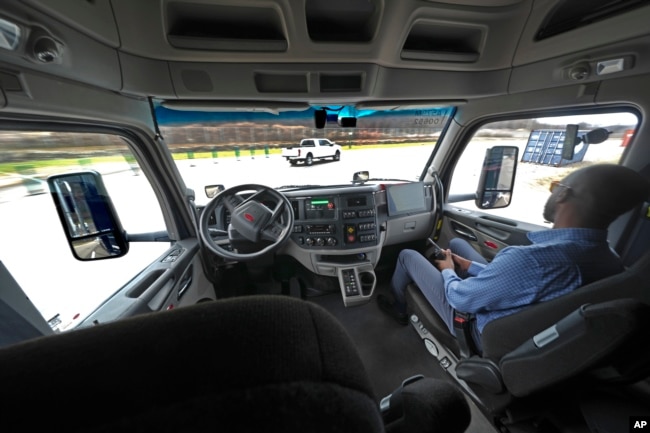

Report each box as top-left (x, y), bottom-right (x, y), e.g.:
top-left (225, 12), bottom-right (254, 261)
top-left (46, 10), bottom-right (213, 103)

top-left (320, 74), bottom-right (363, 93)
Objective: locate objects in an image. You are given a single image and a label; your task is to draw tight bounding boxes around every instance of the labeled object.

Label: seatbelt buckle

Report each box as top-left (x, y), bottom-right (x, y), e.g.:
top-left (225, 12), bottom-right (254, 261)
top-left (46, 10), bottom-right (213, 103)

top-left (453, 311), bottom-right (478, 358)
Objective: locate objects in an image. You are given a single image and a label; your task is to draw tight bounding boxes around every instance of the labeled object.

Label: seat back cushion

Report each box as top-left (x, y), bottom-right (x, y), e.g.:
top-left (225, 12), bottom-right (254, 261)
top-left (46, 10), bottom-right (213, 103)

top-left (481, 250), bottom-right (650, 361)
top-left (0, 295), bottom-right (384, 433)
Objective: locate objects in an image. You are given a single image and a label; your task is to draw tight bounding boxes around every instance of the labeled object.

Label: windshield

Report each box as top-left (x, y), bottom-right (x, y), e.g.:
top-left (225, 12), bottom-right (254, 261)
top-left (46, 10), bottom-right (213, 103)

top-left (155, 104), bottom-right (454, 205)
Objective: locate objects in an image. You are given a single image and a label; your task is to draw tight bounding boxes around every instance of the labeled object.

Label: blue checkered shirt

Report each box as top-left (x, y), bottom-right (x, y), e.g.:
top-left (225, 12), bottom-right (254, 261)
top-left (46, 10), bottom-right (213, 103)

top-left (442, 228), bottom-right (625, 333)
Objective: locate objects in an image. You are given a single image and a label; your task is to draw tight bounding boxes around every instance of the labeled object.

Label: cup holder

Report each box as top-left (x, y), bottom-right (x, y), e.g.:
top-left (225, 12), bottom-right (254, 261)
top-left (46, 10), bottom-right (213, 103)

top-left (359, 271), bottom-right (375, 295)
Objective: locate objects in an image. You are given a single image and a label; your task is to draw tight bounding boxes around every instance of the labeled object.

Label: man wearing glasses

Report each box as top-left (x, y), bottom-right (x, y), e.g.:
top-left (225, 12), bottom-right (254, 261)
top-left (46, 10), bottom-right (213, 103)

top-left (379, 164), bottom-right (649, 352)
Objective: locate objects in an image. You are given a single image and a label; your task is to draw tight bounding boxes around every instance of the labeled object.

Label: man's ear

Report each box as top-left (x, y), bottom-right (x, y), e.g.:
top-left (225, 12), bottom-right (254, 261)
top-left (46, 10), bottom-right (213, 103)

top-left (555, 187), bottom-right (572, 203)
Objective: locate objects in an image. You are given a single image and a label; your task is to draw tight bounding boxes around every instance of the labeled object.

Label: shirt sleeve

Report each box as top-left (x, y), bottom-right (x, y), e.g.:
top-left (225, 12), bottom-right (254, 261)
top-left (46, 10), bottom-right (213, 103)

top-left (442, 248), bottom-right (542, 314)
top-left (467, 261), bottom-right (485, 276)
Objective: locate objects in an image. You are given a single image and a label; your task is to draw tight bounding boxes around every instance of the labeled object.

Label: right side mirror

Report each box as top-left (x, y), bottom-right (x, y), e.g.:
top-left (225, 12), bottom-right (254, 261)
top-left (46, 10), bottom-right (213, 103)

top-left (476, 146), bottom-right (518, 209)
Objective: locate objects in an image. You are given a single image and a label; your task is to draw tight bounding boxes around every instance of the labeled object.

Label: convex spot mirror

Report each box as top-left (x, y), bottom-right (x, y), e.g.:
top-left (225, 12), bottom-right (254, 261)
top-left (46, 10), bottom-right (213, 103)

top-left (353, 171), bottom-right (369, 183)
top-left (562, 125), bottom-right (610, 160)
top-left (205, 184), bottom-right (225, 198)
top-left (476, 146), bottom-right (518, 209)
top-left (48, 171), bottom-right (128, 260)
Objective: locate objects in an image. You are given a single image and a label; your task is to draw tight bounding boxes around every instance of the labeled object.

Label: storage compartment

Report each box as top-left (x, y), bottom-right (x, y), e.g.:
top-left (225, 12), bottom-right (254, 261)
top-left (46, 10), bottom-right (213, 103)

top-left (401, 21), bottom-right (483, 63)
top-left (166, 2), bottom-right (287, 52)
top-left (305, 0), bottom-right (380, 42)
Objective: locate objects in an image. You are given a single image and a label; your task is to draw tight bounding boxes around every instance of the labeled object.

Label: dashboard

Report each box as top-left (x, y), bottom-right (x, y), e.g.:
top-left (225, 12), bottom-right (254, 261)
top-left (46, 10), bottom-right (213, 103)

top-left (288, 193), bottom-right (378, 249)
top-left (207, 182), bottom-right (435, 306)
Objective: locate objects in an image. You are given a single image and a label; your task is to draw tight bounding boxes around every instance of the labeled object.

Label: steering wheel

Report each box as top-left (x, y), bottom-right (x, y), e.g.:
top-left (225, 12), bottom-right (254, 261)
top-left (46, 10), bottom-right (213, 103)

top-left (198, 184), bottom-right (294, 261)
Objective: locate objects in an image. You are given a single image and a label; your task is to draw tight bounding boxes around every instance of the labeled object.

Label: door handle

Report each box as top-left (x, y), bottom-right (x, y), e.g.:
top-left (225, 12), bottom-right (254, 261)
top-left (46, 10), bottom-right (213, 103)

top-left (453, 228), bottom-right (477, 241)
top-left (177, 274), bottom-right (193, 300)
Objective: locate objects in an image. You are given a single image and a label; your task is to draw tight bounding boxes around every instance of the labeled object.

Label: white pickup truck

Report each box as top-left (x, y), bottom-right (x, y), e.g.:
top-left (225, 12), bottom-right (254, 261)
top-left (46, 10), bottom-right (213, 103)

top-left (281, 138), bottom-right (342, 166)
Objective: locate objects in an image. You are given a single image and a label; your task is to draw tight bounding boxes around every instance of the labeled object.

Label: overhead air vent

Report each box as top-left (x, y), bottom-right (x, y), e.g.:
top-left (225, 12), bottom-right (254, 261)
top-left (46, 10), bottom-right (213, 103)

top-left (401, 21), bottom-right (482, 63)
top-left (320, 74), bottom-right (363, 92)
top-left (254, 73), bottom-right (309, 93)
top-left (166, 2), bottom-right (287, 52)
top-left (536, 0), bottom-right (648, 41)
top-left (305, 0), bottom-right (380, 42)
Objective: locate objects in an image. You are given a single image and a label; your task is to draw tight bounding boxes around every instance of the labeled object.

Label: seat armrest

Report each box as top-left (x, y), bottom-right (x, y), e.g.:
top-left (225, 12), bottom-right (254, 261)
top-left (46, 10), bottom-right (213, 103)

top-left (456, 357), bottom-right (505, 394)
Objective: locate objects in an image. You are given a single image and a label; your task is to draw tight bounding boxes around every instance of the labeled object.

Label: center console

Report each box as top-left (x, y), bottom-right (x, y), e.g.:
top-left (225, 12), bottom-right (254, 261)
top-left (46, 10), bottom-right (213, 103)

top-left (288, 192), bottom-right (379, 250)
top-left (282, 187), bottom-right (383, 306)
top-left (280, 182), bottom-right (433, 307)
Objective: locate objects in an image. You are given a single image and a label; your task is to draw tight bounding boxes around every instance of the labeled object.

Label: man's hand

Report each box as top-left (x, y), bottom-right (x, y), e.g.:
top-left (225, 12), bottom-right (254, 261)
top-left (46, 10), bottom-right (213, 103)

top-left (451, 254), bottom-right (472, 273)
top-left (433, 249), bottom-right (455, 271)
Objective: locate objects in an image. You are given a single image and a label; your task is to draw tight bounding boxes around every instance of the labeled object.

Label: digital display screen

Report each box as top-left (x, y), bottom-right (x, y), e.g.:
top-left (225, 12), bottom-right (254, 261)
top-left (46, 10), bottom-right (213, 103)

top-left (305, 197), bottom-right (336, 220)
top-left (306, 198), bottom-right (335, 211)
top-left (386, 182), bottom-right (428, 216)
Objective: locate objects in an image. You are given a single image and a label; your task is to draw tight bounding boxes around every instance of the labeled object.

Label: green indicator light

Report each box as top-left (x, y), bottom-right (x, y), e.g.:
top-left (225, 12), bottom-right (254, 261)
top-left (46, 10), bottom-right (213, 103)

top-left (312, 200), bottom-right (329, 205)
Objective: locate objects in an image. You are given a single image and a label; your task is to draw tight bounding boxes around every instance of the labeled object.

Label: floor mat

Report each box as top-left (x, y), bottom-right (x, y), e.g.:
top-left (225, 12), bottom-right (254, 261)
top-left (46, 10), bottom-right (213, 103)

top-left (307, 289), bottom-right (447, 398)
top-left (308, 286), bottom-right (499, 433)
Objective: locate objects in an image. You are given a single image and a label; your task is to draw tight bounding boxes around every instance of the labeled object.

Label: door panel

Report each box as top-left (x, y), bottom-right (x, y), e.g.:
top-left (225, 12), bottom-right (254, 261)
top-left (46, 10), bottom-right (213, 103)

top-left (438, 204), bottom-right (542, 261)
top-left (77, 239), bottom-right (214, 327)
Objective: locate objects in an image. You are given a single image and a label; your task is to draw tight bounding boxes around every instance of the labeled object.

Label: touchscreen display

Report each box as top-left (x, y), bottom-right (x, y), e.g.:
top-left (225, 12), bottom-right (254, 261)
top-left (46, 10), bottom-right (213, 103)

top-left (386, 182), bottom-right (427, 216)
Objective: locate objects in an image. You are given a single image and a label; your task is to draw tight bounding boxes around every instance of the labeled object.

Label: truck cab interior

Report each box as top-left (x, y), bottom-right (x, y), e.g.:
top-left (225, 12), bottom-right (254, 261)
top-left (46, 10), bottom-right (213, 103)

top-left (1, 1), bottom-right (649, 432)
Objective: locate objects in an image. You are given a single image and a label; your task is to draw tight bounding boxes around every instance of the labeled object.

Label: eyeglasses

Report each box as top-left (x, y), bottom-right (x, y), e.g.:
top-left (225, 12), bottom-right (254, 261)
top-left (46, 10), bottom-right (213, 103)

top-left (549, 180), bottom-right (572, 193)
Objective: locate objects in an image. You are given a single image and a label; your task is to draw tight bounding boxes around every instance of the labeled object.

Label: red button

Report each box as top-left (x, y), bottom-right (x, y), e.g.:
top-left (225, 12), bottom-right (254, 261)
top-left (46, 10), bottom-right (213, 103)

top-left (244, 213), bottom-right (255, 222)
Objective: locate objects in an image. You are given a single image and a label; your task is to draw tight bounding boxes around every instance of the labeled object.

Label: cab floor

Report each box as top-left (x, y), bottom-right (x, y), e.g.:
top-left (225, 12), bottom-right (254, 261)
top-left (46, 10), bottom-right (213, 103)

top-left (307, 284), bottom-right (499, 433)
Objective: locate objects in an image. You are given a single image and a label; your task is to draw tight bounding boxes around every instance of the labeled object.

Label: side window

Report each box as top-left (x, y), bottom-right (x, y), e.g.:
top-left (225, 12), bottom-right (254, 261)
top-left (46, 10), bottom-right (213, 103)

top-left (0, 130), bottom-right (169, 331)
top-left (448, 112), bottom-right (638, 227)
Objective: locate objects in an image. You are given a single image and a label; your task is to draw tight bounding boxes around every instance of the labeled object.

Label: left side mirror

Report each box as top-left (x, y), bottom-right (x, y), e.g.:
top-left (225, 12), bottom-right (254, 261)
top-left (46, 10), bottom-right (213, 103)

top-left (476, 146), bottom-right (518, 209)
top-left (48, 171), bottom-right (128, 260)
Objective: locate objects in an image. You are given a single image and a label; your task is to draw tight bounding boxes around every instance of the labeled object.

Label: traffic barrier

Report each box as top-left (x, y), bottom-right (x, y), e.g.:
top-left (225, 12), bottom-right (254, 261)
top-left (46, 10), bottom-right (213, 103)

top-left (621, 129), bottom-right (634, 147)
